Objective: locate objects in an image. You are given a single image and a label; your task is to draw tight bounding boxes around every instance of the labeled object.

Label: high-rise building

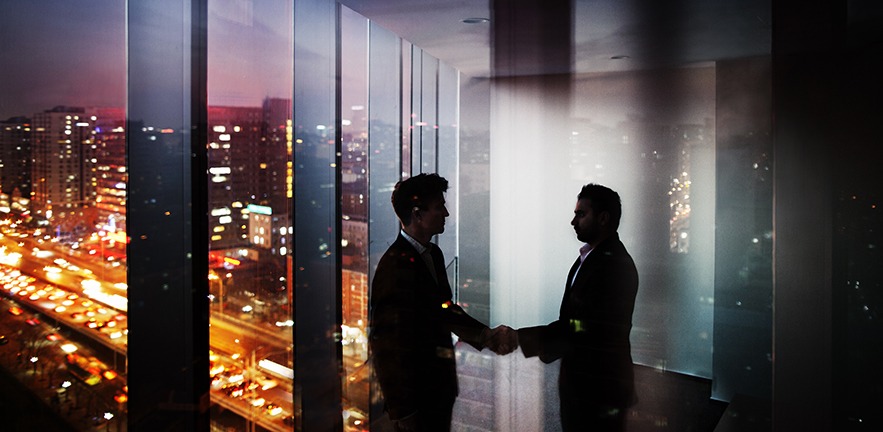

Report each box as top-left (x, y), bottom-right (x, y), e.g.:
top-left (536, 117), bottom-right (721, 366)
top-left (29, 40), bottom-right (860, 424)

top-left (206, 101), bottom-right (293, 322)
top-left (261, 97), bottom-right (293, 259)
top-left (0, 116), bottom-right (32, 199)
top-left (207, 101), bottom-right (292, 254)
top-left (207, 105), bottom-right (264, 250)
top-left (91, 107), bottom-right (127, 232)
top-left (30, 106), bottom-right (96, 238)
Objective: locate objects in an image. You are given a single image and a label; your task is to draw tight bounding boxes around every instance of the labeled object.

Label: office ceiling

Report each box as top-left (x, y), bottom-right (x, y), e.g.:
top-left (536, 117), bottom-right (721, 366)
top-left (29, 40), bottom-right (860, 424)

top-left (338, 0), bottom-right (771, 78)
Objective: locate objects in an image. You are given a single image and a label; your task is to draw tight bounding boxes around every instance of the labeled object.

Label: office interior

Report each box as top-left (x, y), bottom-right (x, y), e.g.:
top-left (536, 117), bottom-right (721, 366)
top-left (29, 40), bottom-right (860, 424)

top-left (1, 0), bottom-right (881, 431)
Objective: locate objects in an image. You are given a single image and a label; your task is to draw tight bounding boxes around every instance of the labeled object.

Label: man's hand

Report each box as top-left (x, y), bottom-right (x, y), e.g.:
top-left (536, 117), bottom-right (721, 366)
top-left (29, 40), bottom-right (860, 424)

top-left (482, 325), bottom-right (518, 355)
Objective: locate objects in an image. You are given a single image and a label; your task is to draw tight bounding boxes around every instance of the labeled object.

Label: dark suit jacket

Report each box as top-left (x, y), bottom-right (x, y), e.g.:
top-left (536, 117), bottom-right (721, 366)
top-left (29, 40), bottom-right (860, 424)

top-left (518, 233), bottom-right (639, 410)
top-left (369, 234), bottom-right (488, 420)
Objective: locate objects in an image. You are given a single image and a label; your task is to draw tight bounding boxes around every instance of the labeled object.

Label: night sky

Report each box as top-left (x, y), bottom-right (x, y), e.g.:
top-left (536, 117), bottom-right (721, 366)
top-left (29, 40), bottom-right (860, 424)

top-left (0, 1), bottom-right (126, 120)
top-left (1, 0), bottom-right (294, 122)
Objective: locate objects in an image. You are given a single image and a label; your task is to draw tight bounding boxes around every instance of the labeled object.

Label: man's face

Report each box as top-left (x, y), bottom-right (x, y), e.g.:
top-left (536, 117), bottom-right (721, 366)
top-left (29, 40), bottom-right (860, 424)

top-left (571, 198), bottom-right (603, 245)
top-left (416, 195), bottom-right (449, 236)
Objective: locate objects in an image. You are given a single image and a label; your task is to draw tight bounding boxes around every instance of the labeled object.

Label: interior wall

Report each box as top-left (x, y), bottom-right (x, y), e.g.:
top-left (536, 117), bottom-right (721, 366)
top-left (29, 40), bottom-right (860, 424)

top-left (486, 64), bottom-right (722, 428)
top-left (489, 65), bottom-right (718, 375)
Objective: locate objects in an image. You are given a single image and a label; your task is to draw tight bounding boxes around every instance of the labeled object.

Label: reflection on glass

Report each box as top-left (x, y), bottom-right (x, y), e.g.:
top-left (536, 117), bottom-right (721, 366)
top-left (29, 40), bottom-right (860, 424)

top-left (0, 1), bottom-right (128, 430)
top-left (207, 0), bottom-right (294, 430)
top-left (401, 42), bottom-right (413, 179)
top-left (340, 5), bottom-right (371, 424)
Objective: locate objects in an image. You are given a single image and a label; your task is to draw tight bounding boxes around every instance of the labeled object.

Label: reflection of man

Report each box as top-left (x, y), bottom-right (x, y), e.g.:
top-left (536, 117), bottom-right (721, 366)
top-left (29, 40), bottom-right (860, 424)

top-left (518, 183), bottom-right (639, 432)
top-left (370, 173), bottom-right (514, 432)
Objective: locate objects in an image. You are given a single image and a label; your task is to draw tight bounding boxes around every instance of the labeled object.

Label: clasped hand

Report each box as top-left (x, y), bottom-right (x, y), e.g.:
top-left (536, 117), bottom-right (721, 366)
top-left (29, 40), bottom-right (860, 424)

top-left (482, 325), bottom-right (518, 355)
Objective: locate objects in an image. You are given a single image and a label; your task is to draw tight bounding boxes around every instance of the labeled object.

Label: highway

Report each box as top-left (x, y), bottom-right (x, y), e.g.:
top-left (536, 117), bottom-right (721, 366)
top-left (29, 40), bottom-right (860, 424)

top-left (0, 218), bottom-right (371, 431)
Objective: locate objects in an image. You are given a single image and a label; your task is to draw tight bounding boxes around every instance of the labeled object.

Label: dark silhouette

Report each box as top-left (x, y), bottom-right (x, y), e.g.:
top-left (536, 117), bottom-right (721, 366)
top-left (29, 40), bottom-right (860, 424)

top-left (518, 183), bottom-right (639, 432)
top-left (369, 173), bottom-right (514, 432)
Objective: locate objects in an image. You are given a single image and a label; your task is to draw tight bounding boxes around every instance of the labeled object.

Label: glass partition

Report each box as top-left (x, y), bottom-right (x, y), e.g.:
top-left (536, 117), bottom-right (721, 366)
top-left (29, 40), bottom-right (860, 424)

top-left (293, 0), bottom-right (342, 429)
top-left (1, 1), bottom-right (130, 430)
top-left (340, 5), bottom-right (370, 426)
top-left (128, 0), bottom-right (210, 429)
top-left (206, 1), bottom-right (295, 430)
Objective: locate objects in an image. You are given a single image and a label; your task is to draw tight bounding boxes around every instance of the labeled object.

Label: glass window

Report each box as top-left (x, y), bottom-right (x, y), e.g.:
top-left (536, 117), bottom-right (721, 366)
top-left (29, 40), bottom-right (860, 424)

top-left (17, 1), bottom-right (883, 431)
top-left (293, 0), bottom-right (342, 429)
top-left (1, 1), bottom-right (129, 430)
top-left (340, 4), bottom-right (370, 425)
top-left (206, 0), bottom-right (294, 430)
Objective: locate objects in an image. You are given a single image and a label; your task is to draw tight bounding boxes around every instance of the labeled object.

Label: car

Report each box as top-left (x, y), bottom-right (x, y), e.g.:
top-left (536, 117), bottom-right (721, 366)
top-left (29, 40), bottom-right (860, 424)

top-left (265, 404), bottom-right (283, 416)
top-left (25, 318), bottom-right (40, 326)
top-left (85, 319), bottom-right (104, 329)
top-left (222, 382), bottom-right (246, 398)
top-left (8, 306), bottom-right (22, 315)
top-left (343, 409), bottom-right (368, 432)
top-left (0, 335), bottom-right (8, 345)
top-left (254, 375), bottom-right (278, 390)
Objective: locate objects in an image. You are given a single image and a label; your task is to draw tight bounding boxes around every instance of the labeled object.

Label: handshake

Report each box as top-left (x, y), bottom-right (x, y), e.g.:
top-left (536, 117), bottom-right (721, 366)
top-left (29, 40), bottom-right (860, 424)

top-left (481, 325), bottom-right (519, 355)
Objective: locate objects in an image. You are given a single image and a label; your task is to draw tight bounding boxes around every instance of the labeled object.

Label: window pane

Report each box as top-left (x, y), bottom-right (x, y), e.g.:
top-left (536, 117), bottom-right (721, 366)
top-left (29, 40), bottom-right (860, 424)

top-left (401, 42), bottom-right (413, 179)
top-left (340, 4), bottom-right (370, 425)
top-left (436, 63), bottom-right (460, 276)
top-left (418, 52), bottom-right (439, 175)
top-left (293, 0), bottom-right (342, 429)
top-left (129, 0), bottom-right (211, 429)
top-left (206, 0), bottom-right (294, 430)
top-left (1, 1), bottom-right (129, 430)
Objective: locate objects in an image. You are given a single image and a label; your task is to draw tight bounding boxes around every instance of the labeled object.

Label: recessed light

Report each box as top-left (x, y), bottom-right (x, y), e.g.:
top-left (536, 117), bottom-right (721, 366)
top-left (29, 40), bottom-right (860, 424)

top-left (462, 17), bottom-right (490, 24)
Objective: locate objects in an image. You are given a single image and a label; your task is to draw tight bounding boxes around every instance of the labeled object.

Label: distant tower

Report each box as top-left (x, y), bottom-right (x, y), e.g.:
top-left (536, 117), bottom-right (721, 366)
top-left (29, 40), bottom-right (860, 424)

top-left (91, 107), bottom-right (127, 232)
top-left (30, 106), bottom-right (96, 228)
top-left (0, 116), bottom-right (32, 198)
top-left (207, 105), bottom-right (263, 250)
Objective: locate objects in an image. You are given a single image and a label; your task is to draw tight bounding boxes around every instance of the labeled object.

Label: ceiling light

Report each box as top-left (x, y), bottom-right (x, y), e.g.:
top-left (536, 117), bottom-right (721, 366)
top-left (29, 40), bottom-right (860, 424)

top-left (461, 17), bottom-right (490, 24)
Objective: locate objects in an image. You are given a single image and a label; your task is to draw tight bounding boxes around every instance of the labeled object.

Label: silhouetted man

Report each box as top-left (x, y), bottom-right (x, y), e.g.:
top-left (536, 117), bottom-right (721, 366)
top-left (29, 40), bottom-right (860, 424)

top-left (518, 183), bottom-right (639, 432)
top-left (370, 173), bottom-right (515, 432)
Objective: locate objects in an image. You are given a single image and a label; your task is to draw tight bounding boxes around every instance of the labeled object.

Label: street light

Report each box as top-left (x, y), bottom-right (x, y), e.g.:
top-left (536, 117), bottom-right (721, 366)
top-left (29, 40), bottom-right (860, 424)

top-left (103, 412), bottom-right (114, 432)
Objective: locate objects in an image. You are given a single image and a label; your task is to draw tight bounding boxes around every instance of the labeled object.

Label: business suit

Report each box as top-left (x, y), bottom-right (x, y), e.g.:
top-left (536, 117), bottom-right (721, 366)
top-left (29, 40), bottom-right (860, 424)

top-left (518, 233), bottom-right (639, 431)
top-left (369, 233), bottom-right (488, 431)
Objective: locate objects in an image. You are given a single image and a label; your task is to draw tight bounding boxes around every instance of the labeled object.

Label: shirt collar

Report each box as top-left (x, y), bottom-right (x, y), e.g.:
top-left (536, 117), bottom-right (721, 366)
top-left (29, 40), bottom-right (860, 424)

top-left (401, 229), bottom-right (429, 254)
top-left (579, 243), bottom-right (593, 262)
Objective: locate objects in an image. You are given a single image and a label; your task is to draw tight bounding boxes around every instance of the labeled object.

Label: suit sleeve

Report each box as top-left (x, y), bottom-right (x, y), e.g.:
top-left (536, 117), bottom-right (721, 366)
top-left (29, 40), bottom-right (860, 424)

top-left (518, 247), bottom-right (638, 364)
top-left (431, 245), bottom-right (489, 350)
top-left (518, 320), bottom-right (570, 363)
top-left (446, 303), bottom-right (489, 350)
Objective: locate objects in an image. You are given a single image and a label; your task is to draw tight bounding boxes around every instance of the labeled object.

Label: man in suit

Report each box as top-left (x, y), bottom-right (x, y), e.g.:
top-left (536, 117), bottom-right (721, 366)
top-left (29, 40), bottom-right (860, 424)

top-left (518, 183), bottom-right (639, 432)
top-left (369, 173), bottom-right (515, 432)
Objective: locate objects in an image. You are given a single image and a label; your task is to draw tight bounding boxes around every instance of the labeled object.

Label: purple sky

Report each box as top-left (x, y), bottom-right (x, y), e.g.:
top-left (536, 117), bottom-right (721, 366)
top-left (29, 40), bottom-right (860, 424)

top-left (0, 0), bottom-right (294, 121)
top-left (0, 1), bottom-right (126, 120)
